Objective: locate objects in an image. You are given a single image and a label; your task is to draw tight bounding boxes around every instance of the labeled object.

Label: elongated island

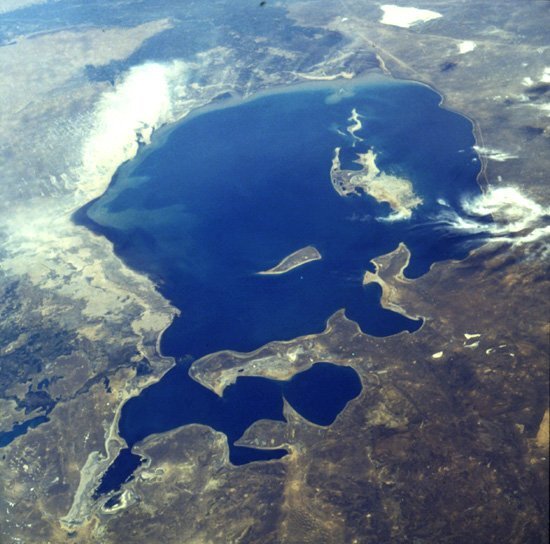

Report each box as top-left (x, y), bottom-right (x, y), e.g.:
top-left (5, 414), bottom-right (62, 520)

top-left (257, 245), bottom-right (322, 275)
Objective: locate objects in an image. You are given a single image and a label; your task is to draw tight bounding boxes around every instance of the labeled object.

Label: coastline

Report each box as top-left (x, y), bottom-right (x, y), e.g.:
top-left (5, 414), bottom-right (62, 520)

top-left (76, 64), bottom-right (486, 374)
top-left (59, 64), bottom-right (486, 528)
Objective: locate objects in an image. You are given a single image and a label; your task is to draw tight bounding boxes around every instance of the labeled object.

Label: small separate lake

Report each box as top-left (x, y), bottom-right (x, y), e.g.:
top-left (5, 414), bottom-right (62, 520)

top-left (0, 415), bottom-right (49, 448)
top-left (76, 77), bottom-right (483, 492)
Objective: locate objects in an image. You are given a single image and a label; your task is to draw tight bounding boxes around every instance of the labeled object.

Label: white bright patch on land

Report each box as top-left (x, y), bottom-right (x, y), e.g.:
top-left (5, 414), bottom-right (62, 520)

top-left (473, 145), bottom-right (518, 162)
top-left (522, 67), bottom-right (550, 87)
top-left (457, 41), bottom-right (476, 54)
top-left (1, 58), bottom-right (195, 371)
top-left (78, 61), bottom-right (188, 202)
top-left (533, 103), bottom-right (550, 116)
top-left (379, 5), bottom-right (442, 28)
top-left (0, 0), bottom-right (46, 14)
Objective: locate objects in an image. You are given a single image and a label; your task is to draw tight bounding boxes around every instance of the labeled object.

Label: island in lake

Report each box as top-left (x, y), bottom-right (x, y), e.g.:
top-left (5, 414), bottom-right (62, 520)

top-left (330, 146), bottom-right (423, 220)
top-left (257, 245), bottom-right (322, 275)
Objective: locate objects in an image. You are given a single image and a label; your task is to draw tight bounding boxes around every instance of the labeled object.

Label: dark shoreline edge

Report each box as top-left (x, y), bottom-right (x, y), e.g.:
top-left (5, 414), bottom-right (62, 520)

top-left (68, 73), bottom-right (483, 505)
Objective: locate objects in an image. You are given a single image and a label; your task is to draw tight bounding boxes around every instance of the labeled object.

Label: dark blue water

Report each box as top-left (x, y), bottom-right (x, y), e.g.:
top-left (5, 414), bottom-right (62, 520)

top-left (93, 447), bottom-right (143, 498)
top-left (77, 79), bottom-right (483, 492)
top-left (80, 80), bottom-right (481, 360)
top-left (97, 362), bottom-right (361, 495)
top-left (0, 415), bottom-right (49, 448)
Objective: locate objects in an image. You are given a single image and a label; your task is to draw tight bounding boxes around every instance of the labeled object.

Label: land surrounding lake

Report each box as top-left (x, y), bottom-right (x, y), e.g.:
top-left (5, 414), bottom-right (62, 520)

top-left (77, 78), bottom-right (484, 492)
top-left (1, 2), bottom-right (548, 542)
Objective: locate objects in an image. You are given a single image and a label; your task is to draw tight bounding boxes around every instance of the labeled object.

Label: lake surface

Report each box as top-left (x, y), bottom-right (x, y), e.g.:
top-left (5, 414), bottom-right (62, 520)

top-left (97, 362), bottom-right (362, 496)
top-left (0, 415), bottom-right (49, 448)
top-left (79, 79), bottom-right (481, 360)
top-left (76, 77), bottom-right (483, 492)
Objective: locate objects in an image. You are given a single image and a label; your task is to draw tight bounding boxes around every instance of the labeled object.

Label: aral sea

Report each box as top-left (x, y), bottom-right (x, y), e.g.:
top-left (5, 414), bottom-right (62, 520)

top-left (76, 77), bottom-right (484, 495)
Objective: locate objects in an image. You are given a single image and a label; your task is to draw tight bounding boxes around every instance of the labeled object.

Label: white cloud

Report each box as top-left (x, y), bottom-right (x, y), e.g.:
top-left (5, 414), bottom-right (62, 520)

top-left (473, 146), bottom-right (518, 162)
top-left (76, 61), bottom-right (189, 204)
top-left (434, 187), bottom-right (550, 247)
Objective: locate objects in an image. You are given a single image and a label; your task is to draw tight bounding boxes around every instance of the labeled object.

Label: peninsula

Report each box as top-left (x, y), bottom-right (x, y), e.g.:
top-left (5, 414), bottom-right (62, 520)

top-left (330, 147), bottom-right (422, 220)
